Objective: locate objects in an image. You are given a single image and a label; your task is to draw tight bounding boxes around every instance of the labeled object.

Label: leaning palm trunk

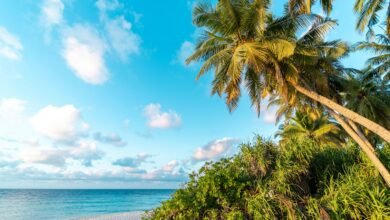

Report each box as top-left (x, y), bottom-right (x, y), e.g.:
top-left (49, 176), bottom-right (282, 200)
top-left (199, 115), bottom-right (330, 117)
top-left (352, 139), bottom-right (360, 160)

top-left (293, 84), bottom-right (390, 143)
top-left (347, 120), bottom-right (375, 152)
top-left (329, 110), bottom-right (390, 187)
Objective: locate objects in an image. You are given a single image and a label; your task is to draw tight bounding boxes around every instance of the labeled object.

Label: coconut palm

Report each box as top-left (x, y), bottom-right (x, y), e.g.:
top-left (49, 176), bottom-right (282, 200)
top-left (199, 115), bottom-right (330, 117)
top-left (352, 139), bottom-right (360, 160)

top-left (355, 34), bottom-right (390, 80)
top-left (341, 68), bottom-right (390, 130)
top-left (275, 110), bottom-right (343, 146)
top-left (288, 0), bottom-right (334, 15)
top-left (289, 0), bottom-right (390, 37)
top-left (286, 23), bottom-right (389, 182)
top-left (187, 0), bottom-right (390, 143)
top-left (187, 0), bottom-right (390, 186)
top-left (336, 68), bottom-right (390, 148)
top-left (354, 0), bottom-right (390, 36)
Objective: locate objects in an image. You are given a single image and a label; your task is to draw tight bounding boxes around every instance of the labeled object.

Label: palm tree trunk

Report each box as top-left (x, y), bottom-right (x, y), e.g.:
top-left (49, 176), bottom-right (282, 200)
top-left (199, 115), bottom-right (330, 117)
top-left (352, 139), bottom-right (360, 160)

top-left (329, 110), bottom-right (390, 187)
top-left (347, 120), bottom-right (375, 152)
top-left (293, 84), bottom-right (390, 143)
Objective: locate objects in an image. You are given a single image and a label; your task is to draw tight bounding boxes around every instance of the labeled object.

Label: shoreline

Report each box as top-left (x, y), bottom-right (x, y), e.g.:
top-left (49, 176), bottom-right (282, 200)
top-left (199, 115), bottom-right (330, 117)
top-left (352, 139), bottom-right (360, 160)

top-left (76, 211), bottom-right (147, 220)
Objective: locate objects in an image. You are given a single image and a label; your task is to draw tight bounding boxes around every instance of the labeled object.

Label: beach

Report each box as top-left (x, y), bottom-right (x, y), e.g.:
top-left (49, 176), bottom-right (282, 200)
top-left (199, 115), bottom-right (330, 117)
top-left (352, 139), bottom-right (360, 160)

top-left (77, 211), bottom-right (145, 220)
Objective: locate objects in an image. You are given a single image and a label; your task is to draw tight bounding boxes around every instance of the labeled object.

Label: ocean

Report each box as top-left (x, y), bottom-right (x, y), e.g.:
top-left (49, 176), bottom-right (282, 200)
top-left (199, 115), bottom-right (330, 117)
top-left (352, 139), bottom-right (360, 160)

top-left (0, 189), bottom-right (175, 220)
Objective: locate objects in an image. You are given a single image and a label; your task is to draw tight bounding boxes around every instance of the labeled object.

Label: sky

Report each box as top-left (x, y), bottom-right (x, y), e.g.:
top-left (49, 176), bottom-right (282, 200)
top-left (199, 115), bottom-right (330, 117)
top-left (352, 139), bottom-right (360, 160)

top-left (0, 0), bottom-right (373, 189)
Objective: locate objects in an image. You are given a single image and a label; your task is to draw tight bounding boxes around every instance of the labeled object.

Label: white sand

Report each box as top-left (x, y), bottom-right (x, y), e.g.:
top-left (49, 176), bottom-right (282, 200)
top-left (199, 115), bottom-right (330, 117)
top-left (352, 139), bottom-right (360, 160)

top-left (76, 211), bottom-right (146, 220)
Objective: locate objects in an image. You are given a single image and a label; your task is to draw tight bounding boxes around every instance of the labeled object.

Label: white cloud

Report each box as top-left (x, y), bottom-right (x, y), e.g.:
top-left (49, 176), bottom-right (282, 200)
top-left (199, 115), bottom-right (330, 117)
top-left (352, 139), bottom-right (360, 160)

top-left (19, 141), bottom-right (104, 167)
top-left (105, 16), bottom-right (141, 59)
top-left (162, 160), bottom-right (179, 172)
top-left (93, 132), bottom-right (127, 147)
top-left (261, 104), bottom-right (278, 124)
top-left (0, 26), bottom-right (23, 60)
top-left (0, 98), bottom-right (31, 141)
top-left (0, 137), bottom-right (40, 147)
top-left (62, 25), bottom-right (108, 85)
top-left (41, 0), bottom-right (64, 28)
top-left (176, 41), bottom-right (195, 66)
top-left (2, 153), bottom-right (187, 184)
top-left (112, 153), bottom-right (152, 168)
top-left (144, 104), bottom-right (182, 129)
top-left (0, 98), bottom-right (26, 114)
top-left (20, 147), bottom-right (68, 167)
top-left (143, 160), bottom-right (186, 181)
top-left (193, 137), bottom-right (239, 161)
top-left (95, 0), bottom-right (120, 11)
top-left (0, 159), bottom-right (19, 168)
top-left (69, 140), bottom-right (104, 167)
top-left (263, 110), bottom-right (277, 124)
top-left (96, 0), bottom-right (141, 60)
top-left (29, 105), bottom-right (86, 142)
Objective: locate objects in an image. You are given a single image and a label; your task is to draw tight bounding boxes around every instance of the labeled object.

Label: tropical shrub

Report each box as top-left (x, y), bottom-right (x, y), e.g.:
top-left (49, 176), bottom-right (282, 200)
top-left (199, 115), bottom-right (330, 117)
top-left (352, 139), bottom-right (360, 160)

top-left (146, 136), bottom-right (390, 219)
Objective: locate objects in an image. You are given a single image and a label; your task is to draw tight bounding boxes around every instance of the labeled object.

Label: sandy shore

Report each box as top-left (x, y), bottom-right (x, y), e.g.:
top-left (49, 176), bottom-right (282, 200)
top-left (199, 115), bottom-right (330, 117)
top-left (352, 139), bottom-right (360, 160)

top-left (76, 211), bottom-right (146, 220)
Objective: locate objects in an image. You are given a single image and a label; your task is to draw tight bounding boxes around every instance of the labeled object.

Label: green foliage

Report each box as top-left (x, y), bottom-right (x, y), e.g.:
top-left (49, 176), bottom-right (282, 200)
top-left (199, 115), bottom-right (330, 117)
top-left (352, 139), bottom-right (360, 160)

top-left (275, 110), bottom-right (343, 147)
top-left (146, 136), bottom-right (389, 219)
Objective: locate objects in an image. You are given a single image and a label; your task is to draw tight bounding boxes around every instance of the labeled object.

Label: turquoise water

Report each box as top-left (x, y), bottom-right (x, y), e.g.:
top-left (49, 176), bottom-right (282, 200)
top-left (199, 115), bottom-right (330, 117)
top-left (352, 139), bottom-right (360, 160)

top-left (0, 189), bottom-right (175, 220)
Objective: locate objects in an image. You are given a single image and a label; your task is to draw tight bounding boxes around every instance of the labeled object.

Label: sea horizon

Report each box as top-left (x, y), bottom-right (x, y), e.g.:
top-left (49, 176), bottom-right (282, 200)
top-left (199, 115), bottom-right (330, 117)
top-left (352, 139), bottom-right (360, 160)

top-left (0, 188), bottom-right (178, 190)
top-left (0, 189), bottom-right (175, 220)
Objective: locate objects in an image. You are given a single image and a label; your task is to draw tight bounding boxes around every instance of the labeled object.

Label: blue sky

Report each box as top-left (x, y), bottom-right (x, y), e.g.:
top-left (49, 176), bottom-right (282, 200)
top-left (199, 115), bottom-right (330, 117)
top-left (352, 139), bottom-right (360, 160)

top-left (0, 0), bottom-right (372, 189)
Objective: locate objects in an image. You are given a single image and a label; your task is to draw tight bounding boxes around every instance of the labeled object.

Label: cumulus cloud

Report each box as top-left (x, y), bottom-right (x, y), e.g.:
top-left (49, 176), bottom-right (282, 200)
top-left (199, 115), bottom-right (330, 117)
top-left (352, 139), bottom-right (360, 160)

top-left (93, 132), bottom-right (127, 147)
top-left (162, 160), bottom-right (179, 172)
top-left (144, 104), bottom-right (182, 129)
top-left (0, 137), bottom-right (40, 147)
top-left (105, 16), bottom-right (141, 59)
top-left (96, 0), bottom-right (141, 60)
top-left (193, 137), bottom-right (239, 161)
top-left (0, 157), bottom-right (19, 169)
top-left (39, 0), bottom-right (141, 84)
top-left (1, 155), bottom-right (187, 184)
top-left (0, 26), bottom-right (23, 60)
top-left (0, 98), bottom-right (31, 141)
top-left (17, 164), bottom-right (186, 183)
top-left (19, 141), bottom-right (104, 167)
top-left (69, 140), bottom-right (104, 167)
top-left (176, 41), bottom-right (195, 66)
top-left (29, 105), bottom-right (87, 142)
top-left (0, 98), bottom-right (26, 114)
top-left (95, 0), bottom-right (120, 11)
top-left (20, 148), bottom-right (68, 167)
top-left (41, 0), bottom-right (64, 28)
top-left (263, 109), bottom-right (277, 124)
top-left (112, 153), bottom-right (152, 168)
top-left (260, 102), bottom-right (278, 124)
top-left (61, 25), bottom-right (109, 85)
top-left (142, 160), bottom-right (186, 182)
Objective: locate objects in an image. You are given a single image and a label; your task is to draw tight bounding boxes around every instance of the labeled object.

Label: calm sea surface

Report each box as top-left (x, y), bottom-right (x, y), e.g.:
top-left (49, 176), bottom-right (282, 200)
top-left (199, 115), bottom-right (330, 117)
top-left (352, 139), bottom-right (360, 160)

top-left (0, 189), bottom-right (175, 220)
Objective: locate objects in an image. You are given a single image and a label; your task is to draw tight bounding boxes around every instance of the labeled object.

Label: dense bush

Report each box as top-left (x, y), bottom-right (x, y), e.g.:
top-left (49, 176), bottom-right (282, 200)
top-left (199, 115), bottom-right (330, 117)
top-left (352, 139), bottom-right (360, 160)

top-left (146, 136), bottom-right (390, 219)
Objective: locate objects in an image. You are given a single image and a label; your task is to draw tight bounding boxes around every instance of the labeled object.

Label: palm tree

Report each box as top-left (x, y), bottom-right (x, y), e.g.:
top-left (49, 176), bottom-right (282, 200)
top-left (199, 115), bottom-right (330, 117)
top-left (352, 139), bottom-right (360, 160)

top-left (337, 68), bottom-right (390, 149)
top-left (354, 0), bottom-right (390, 36)
top-left (187, 0), bottom-right (390, 141)
top-left (275, 110), bottom-right (343, 146)
top-left (341, 68), bottom-right (390, 130)
top-left (288, 0), bottom-right (334, 15)
top-left (289, 0), bottom-right (390, 37)
top-left (355, 34), bottom-right (390, 80)
top-left (187, 0), bottom-right (390, 186)
top-left (282, 17), bottom-right (389, 182)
